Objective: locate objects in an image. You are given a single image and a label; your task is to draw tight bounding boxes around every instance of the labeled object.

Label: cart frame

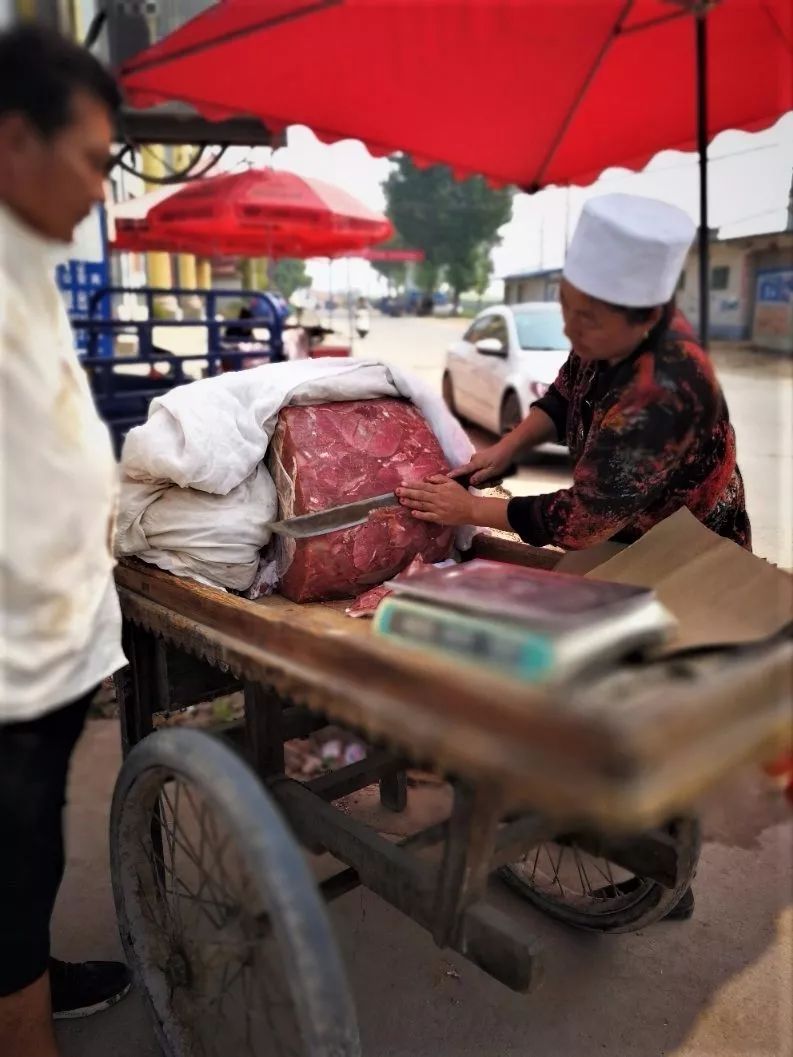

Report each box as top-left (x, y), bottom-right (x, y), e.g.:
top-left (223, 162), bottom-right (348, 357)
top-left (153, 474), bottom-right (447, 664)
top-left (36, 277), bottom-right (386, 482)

top-left (111, 536), bottom-right (788, 992)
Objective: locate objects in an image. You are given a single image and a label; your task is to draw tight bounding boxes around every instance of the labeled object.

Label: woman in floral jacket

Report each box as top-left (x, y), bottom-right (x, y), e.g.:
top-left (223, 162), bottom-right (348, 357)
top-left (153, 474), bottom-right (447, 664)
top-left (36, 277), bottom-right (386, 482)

top-left (398, 194), bottom-right (751, 552)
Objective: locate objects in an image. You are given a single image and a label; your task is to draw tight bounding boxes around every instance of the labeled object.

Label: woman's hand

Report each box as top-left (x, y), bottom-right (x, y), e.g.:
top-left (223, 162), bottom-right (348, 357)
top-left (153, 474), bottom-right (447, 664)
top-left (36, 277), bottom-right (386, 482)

top-left (396, 475), bottom-right (477, 526)
top-left (449, 440), bottom-right (514, 487)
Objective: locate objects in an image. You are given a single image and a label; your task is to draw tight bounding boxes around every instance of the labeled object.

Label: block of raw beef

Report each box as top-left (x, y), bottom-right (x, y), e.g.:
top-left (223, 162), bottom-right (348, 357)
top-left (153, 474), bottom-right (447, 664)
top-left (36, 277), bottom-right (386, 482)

top-left (269, 398), bottom-right (455, 602)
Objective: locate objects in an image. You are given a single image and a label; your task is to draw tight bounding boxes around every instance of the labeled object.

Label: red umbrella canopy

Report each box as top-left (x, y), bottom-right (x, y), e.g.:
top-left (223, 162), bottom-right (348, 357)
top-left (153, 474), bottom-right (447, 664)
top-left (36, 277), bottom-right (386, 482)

top-left (121, 0), bottom-right (792, 191)
top-left (119, 168), bottom-right (393, 257)
top-left (112, 214), bottom-right (389, 257)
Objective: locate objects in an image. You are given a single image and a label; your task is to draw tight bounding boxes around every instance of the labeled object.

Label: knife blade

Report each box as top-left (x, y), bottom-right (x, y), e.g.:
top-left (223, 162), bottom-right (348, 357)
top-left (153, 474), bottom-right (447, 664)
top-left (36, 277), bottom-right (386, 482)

top-left (268, 471), bottom-right (487, 540)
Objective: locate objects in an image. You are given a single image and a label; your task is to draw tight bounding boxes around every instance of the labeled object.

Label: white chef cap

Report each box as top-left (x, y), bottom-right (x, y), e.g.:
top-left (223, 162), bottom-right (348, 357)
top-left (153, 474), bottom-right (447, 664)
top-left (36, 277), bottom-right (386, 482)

top-left (563, 193), bottom-right (696, 308)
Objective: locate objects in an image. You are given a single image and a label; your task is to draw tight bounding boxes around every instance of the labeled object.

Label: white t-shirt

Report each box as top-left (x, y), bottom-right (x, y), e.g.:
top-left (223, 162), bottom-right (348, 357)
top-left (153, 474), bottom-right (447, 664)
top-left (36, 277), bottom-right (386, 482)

top-left (0, 204), bottom-right (126, 721)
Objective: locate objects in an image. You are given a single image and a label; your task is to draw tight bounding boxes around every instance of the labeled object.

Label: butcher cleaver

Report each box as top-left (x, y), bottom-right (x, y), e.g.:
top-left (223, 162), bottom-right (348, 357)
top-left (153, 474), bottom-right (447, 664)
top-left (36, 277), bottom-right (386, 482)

top-left (268, 472), bottom-right (490, 539)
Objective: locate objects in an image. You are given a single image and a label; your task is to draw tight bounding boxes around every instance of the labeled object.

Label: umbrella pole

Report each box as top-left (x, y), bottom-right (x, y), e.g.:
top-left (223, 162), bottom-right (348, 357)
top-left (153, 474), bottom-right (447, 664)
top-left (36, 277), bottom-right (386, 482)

top-left (327, 258), bottom-right (333, 329)
top-left (696, 10), bottom-right (709, 349)
top-left (347, 256), bottom-right (355, 355)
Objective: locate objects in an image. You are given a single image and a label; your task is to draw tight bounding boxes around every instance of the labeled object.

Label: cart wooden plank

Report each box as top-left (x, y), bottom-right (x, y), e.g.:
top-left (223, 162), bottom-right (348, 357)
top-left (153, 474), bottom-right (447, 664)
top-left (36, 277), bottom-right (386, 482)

top-left (115, 538), bottom-right (791, 831)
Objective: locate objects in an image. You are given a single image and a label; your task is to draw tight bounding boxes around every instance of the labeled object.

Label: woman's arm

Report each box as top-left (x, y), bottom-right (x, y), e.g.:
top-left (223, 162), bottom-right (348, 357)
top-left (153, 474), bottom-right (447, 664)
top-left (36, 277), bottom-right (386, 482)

top-left (451, 354), bottom-right (576, 485)
top-left (507, 377), bottom-right (699, 548)
top-left (398, 356), bottom-right (577, 529)
top-left (499, 405), bottom-right (558, 460)
top-left (449, 406), bottom-right (558, 487)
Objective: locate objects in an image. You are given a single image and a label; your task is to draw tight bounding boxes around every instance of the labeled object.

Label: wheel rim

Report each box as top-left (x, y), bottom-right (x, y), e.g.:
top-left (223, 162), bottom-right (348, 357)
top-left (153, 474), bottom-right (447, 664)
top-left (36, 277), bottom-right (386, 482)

top-left (506, 837), bottom-right (656, 920)
top-left (120, 766), bottom-right (305, 1057)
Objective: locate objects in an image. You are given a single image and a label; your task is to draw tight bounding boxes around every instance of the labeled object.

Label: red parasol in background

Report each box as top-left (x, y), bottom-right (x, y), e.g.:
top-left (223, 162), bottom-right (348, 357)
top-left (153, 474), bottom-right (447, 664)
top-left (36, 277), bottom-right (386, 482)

top-left (111, 217), bottom-right (390, 257)
top-left (112, 167), bottom-right (393, 257)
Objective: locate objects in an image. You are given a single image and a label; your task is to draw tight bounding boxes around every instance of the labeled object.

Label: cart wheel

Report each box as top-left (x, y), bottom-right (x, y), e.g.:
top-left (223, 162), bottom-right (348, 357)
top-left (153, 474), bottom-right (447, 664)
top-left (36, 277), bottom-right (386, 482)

top-left (500, 818), bottom-right (700, 933)
top-left (111, 728), bottom-right (360, 1057)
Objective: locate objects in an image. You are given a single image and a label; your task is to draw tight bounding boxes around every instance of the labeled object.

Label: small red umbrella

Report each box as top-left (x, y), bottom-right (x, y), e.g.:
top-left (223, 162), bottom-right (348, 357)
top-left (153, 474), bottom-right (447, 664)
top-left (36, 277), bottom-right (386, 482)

top-left (119, 0), bottom-right (792, 341)
top-left (123, 167), bottom-right (393, 258)
top-left (111, 216), bottom-right (388, 258)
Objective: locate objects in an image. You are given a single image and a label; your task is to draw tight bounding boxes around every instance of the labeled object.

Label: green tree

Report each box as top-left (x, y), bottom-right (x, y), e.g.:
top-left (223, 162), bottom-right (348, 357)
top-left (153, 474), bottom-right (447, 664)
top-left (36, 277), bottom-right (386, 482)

top-left (383, 156), bottom-right (512, 303)
top-left (445, 251), bottom-right (478, 310)
top-left (417, 260), bottom-right (441, 297)
top-left (444, 243), bottom-right (494, 313)
top-left (472, 244), bottom-right (494, 309)
top-left (368, 232), bottom-right (408, 294)
top-left (271, 258), bottom-right (309, 300)
top-left (237, 257), bottom-right (309, 300)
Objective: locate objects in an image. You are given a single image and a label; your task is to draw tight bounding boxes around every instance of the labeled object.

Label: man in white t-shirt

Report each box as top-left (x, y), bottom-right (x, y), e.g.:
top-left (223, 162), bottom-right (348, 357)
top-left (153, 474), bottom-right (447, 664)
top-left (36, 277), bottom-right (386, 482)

top-left (0, 24), bottom-right (130, 1057)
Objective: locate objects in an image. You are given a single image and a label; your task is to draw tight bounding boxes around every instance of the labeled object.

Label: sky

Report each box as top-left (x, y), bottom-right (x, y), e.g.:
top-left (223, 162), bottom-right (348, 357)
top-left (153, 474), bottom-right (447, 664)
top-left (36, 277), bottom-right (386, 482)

top-left (233, 110), bottom-right (793, 298)
top-left (220, 110), bottom-right (793, 298)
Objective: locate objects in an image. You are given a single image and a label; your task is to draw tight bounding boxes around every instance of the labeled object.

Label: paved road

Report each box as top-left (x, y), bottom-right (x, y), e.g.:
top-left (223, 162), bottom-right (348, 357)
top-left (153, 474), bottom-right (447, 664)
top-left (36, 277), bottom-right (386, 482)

top-left (57, 728), bottom-right (793, 1057)
top-left (57, 314), bottom-right (792, 1057)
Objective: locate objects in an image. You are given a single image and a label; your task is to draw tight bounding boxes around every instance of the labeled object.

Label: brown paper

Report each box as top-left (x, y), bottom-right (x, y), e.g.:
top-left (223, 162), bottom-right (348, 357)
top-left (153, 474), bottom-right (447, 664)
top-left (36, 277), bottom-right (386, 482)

top-left (555, 540), bottom-right (626, 575)
top-left (578, 508), bottom-right (793, 653)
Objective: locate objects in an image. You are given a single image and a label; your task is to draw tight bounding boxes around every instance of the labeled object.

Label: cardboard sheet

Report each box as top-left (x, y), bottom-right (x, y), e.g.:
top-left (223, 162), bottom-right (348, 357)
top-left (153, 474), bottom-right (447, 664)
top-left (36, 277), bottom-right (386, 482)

top-left (569, 508), bottom-right (793, 654)
top-left (555, 541), bottom-right (626, 575)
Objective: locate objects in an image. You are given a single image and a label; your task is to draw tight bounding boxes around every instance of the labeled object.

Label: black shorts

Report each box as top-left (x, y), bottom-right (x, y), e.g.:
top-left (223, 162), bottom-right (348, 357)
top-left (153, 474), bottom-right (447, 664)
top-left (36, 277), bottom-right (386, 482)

top-left (0, 689), bottom-right (95, 996)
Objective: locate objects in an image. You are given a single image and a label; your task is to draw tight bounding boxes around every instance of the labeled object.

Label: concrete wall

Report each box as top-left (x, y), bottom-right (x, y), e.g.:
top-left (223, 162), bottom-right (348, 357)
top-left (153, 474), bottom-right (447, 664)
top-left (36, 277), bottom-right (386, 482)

top-left (678, 243), bottom-right (751, 341)
top-left (752, 252), bottom-right (793, 354)
top-left (680, 233), bottom-right (793, 351)
top-left (507, 235), bottom-right (791, 353)
top-left (504, 270), bottom-right (562, 305)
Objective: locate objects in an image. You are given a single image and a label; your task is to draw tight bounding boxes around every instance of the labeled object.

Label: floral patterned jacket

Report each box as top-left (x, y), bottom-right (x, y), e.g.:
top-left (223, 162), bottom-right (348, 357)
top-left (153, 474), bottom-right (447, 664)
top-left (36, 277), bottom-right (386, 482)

top-left (506, 323), bottom-right (752, 551)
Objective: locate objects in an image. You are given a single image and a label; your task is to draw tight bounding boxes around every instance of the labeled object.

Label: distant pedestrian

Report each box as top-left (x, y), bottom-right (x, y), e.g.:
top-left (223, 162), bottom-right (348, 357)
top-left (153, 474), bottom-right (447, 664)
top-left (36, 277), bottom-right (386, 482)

top-left (355, 296), bottom-right (370, 338)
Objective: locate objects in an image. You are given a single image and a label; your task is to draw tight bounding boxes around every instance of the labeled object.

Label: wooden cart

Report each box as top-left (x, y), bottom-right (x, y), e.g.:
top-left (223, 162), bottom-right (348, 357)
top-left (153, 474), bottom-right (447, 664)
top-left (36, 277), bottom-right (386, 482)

top-left (110, 537), bottom-right (791, 1057)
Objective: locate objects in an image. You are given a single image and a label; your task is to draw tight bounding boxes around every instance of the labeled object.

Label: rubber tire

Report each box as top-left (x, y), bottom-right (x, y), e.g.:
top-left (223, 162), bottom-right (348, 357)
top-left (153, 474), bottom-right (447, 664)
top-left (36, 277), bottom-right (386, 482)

top-left (110, 728), bottom-right (361, 1057)
top-left (500, 818), bottom-right (701, 934)
top-left (500, 390), bottom-right (523, 436)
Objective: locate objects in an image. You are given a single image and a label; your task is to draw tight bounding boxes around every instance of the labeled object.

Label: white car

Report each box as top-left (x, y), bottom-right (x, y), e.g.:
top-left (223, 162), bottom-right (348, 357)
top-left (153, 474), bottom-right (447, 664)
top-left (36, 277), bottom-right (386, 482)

top-left (442, 302), bottom-right (570, 436)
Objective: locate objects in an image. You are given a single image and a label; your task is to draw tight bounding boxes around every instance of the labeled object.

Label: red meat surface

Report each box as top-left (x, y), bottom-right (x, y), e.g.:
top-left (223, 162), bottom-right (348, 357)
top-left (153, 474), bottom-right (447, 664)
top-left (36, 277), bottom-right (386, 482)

top-left (345, 583), bottom-right (393, 618)
top-left (270, 399), bottom-right (455, 602)
top-left (346, 555), bottom-right (432, 617)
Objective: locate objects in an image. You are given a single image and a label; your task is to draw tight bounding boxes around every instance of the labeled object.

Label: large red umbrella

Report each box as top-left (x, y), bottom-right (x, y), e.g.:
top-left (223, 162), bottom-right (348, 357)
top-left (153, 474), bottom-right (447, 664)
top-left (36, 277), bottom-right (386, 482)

top-left (113, 167), bottom-right (393, 257)
top-left (111, 216), bottom-right (389, 257)
top-left (121, 0), bottom-right (790, 188)
top-left (119, 0), bottom-right (792, 339)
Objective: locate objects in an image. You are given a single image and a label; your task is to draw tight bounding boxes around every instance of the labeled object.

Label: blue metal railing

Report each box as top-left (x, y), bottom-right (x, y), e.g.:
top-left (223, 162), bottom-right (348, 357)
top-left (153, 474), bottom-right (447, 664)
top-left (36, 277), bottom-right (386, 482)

top-left (73, 286), bottom-right (288, 454)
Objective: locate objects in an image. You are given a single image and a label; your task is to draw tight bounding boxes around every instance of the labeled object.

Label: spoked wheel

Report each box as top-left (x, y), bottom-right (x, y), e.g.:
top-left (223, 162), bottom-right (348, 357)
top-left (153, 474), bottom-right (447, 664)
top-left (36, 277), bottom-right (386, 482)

top-left (111, 728), bottom-right (360, 1057)
top-left (500, 818), bottom-right (700, 933)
